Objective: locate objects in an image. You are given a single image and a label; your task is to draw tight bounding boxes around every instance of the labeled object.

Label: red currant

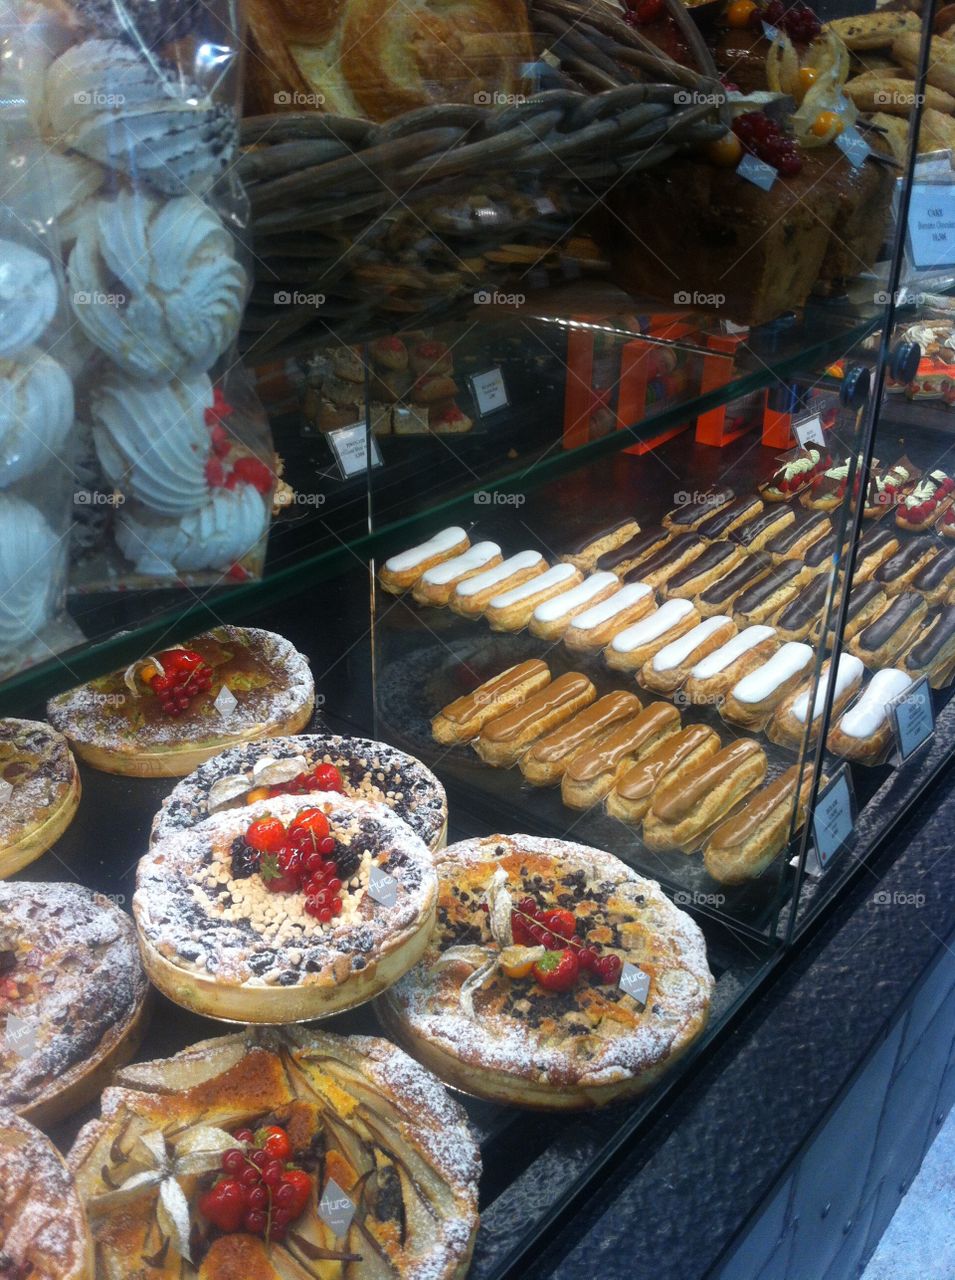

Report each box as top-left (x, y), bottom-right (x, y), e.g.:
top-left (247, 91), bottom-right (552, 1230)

top-left (234, 1129), bottom-right (254, 1144)
top-left (243, 1209), bottom-right (267, 1235)
top-left (317, 835), bottom-right (336, 856)
top-left (221, 1149), bottom-right (245, 1175)
top-left (240, 1167), bottom-right (260, 1188)
top-left (247, 1185), bottom-right (268, 1210)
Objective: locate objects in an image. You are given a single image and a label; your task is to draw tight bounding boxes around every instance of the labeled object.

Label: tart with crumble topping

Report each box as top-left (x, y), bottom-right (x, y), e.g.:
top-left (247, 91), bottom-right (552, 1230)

top-left (377, 834), bottom-right (714, 1110)
top-left (134, 793), bottom-right (438, 1023)
top-left (1, 1108), bottom-right (93, 1280)
top-left (68, 1026), bottom-right (479, 1280)
top-left (0, 883), bottom-right (149, 1127)
top-left (152, 734), bottom-right (448, 853)
top-left (0, 719), bottom-right (81, 878)
top-left (46, 626), bottom-right (314, 778)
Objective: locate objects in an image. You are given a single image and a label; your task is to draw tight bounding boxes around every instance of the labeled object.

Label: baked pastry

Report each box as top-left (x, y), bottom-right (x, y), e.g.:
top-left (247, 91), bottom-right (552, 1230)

top-left (643, 740), bottom-right (768, 854)
top-left (732, 560), bottom-right (807, 627)
top-left (773, 574), bottom-right (830, 642)
top-left (0, 719), bottom-right (80, 878)
top-left (638, 616), bottom-right (737, 695)
top-left (903, 606), bottom-right (955, 688)
top-left (721, 641), bottom-right (815, 731)
top-left (1, 1109), bottom-right (92, 1280)
top-left (410, 338), bottom-right (449, 376)
top-left (848, 592), bottom-right (928, 666)
top-left (528, 572), bottom-right (620, 640)
top-left (695, 554), bottom-right (772, 617)
top-left (938, 506), bottom-right (955, 540)
top-left (596, 526), bottom-right (670, 576)
top-left (113, 483), bottom-right (271, 578)
top-left (563, 582), bottom-right (655, 651)
top-left (864, 457), bottom-right (920, 518)
top-left (760, 448), bottom-right (827, 501)
top-left (449, 550), bottom-right (547, 616)
top-left (0, 242), bottom-right (58, 359)
top-left (0, 350), bottom-right (73, 486)
top-left (662, 488), bottom-right (734, 531)
top-left (379, 526), bottom-right (469, 592)
top-left (664, 542), bottom-right (745, 599)
top-left (68, 1026), bottom-right (479, 1278)
top-left (730, 505), bottom-right (796, 552)
top-left (432, 658), bottom-right (550, 744)
top-left (47, 627), bottom-right (314, 777)
top-left (767, 654), bottom-right (866, 749)
top-left (0, 882), bottom-right (149, 1126)
top-left (474, 673), bottom-right (596, 767)
top-left (765, 510), bottom-right (831, 561)
top-left (429, 403), bottom-right (473, 433)
top-left (696, 495), bottom-right (764, 541)
top-left (377, 833), bottom-right (713, 1108)
top-left (605, 598), bottom-right (699, 672)
top-left (873, 541), bottom-right (941, 594)
top-left (843, 581), bottom-right (889, 642)
top-left (703, 764), bottom-right (815, 884)
top-left (803, 531), bottom-right (843, 576)
top-left (852, 525), bottom-right (900, 583)
top-left (896, 469), bottom-right (955, 531)
top-left (562, 518), bottom-right (640, 571)
top-left (372, 335), bottom-right (410, 370)
top-left (828, 667), bottom-right (914, 763)
top-left (682, 624), bottom-right (778, 706)
top-left (606, 725), bottom-right (721, 824)
top-left (625, 532), bottom-right (704, 590)
top-left (153, 733), bottom-right (448, 853)
top-left (913, 545), bottom-right (955, 605)
top-left (412, 540), bottom-right (502, 605)
top-left (561, 702), bottom-right (680, 810)
top-left (135, 792), bottom-right (438, 1023)
top-left (520, 691), bottom-right (643, 786)
top-left (485, 563), bottom-right (583, 632)
top-left (800, 456), bottom-right (862, 511)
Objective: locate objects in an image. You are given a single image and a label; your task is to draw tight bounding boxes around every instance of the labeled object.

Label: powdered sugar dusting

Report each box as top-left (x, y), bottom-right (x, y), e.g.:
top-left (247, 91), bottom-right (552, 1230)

top-left (0, 720), bottom-right (76, 848)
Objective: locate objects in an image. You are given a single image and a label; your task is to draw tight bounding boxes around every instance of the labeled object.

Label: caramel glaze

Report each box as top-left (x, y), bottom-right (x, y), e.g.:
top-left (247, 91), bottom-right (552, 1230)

top-left (615, 725), bottom-right (718, 802)
top-left (481, 671), bottom-right (591, 742)
top-left (707, 765), bottom-right (805, 850)
top-left (874, 540), bottom-right (938, 584)
top-left (665, 488), bottom-right (734, 527)
top-left (734, 560), bottom-right (803, 612)
top-left (907, 606), bottom-right (955, 667)
top-left (597, 527), bottom-right (669, 573)
top-left (856, 592), bottom-right (924, 652)
top-left (531, 691), bottom-right (641, 762)
top-left (442, 659), bottom-right (549, 724)
top-left (652, 739), bottom-right (763, 823)
top-left (667, 541), bottom-right (739, 590)
top-left (622, 532), bottom-right (701, 580)
top-left (697, 496), bottom-right (763, 540)
top-left (566, 703), bottom-right (680, 782)
top-left (913, 545), bottom-right (955, 592)
top-left (566, 518), bottom-right (638, 557)
top-left (698, 555), bottom-right (771, 606)
top-left (731, 507), bottom-right (793, 549)
top-left (775, 575), bottom-right (829, 632)
top-left (766, 511), bottom-right (830, 557)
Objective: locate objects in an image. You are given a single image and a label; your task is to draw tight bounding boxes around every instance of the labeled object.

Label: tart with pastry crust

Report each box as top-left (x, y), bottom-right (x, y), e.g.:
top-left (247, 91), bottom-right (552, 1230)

top-left (152, 733), bottom-right (448, 853)
top-left (134, 793), bottom-right (438, 1024)
top-left (46, 626), bottom-right (314, 778)
top-left (0, 719), bottom-right (81, 878)
top-left (68, 1026), bottom-right (479, 1280)
top-left (0, 883), bottom-right (150, 1127)
top-left (377, 834), bottom-right (714, 1110)
top-left (1, 1108), bottom-right (93, 1280)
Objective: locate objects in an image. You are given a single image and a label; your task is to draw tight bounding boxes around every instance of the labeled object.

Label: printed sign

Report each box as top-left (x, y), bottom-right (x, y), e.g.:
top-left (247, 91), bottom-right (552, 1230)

top-left (214, 686), bottom-right (237, 722)
top-left (368, 865), bottom-right (398, 909)
top-left (318, 1178), bottom-right (356, 1236)
top-left (836, 125), bottom-right (870, 169)
top-left (793, 414), bottom-right (826, 448)
top-left (889, 675), bottom-right (935, 763)
top-left (470, 368), bottom-right (509, 417)
top-left (619, 962), bottom-right (651, 1010)
top-left (809, 765), bottom-right (856, 872)
top-left (907, 183), bottom-right (955, 272)
top-left (327, 423), bottom-right (384, 479)
top-left (737, 153), bottom-right (777, 191)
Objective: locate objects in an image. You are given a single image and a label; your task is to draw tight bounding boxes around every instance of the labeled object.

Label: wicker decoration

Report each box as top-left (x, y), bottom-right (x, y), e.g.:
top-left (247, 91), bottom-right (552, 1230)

top-left (238, 0), bottom-right (727, 359)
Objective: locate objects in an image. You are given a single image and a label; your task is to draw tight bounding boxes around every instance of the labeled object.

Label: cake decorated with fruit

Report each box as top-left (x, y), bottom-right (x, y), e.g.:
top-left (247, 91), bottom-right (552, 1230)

top-left (46, 626), bottom-right (314, 777)
top-left (0, 718), bottom-right (81, 878)
top-left (762, 447), bottom-right (829, 500)
top-left (68, 1026), bottom-right (480, 1279)
top-left (134, 792), bottom-right (438, 1022)
top-left (152, 733), bottom-right (448, 852)
top-left (895, 469), bottom-right (955, 531)
top-left (378, 834), bottom-right (713, 1109)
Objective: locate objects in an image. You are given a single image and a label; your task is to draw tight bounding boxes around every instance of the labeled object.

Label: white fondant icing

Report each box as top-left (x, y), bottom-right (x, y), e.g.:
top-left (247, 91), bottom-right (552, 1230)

top-left (652, 616), bottom-right (733, 673)
top-left (420, 541), bottom-right (500, 586)
top-left (570, 582), bottom-right (652, 631)
top-left (454, 550), bottom-right (544, 598)
top-left (791, 653), bottom-right (865, 724)
top-left (731, 642), bottom-right (813, 705)
top-left (610, 598), bottom-right (694, 652)
top-left (384, 527), bottom-right (467, 574)
top-left (839, 668), bottom-right (913, 739)
top-left (532, 572), bottom-right (618, 623)
top-left (489, 562), bottom-right (577, 610)
top-left (690, 625), bottom-right (775, 680)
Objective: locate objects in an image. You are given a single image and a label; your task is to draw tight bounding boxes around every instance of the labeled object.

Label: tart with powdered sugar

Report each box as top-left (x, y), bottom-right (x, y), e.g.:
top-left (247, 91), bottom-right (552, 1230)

top-left (47, 626), bottom-right (314, 778)
top-left (0, 719), bottom-right (81, 878)
top-left (67, 1026), bottom-right (479, 1280)
top-left (0, 883), bottom-right (149, 1127)
top-left (1, 1108), bottom-right (93, 1280)
top-left (378, 834), bottom-right (713, 1109)
top-left (152, 734), bottom-right (448, 853)
top-left (134, 793), bottom-right (438, 1023)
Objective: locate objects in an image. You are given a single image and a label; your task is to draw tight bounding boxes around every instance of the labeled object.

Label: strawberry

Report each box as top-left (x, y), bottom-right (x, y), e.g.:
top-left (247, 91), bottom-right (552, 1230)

top-left (260, 853), bottom-right (299, 894)
top-left (281, 1169), bottom-right (312, 1218)
top-left (256, 1125), bottom-right (293, 1161)
top-left (199, 1179), bottom-right (245, 1232)
top-left (532, 948), bottom-right (580, 992)
top-left (246, 817), bottom-right (287, 854)
top-left (537, 908), bottom-right (576, 942)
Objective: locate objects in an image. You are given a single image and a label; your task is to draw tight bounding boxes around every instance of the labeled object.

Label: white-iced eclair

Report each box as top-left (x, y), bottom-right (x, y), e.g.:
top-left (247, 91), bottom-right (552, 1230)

top-left (604, 598), bottom-right (700, 672)
top-left (643, 739), bottom-right (768, 853)
top-left (449, 550), bottom-right (547, 616)
top-left (412, 541), bottom-right (502, 605)
top-left (767, 653), bottom-right (866, 749)
top-left (827, 667), bottom-right (913, 764)
top-left (563, 583), bottom-right (656, 652)
top-left (638, 616), bottom-right (737, 695)
top-left (528, 572), bottom-right (620, 640)
top-left (485, 563), bottom-right (583, 632)
top-left (681, 625), bottom-right (778, 706)
top-left (703, 764), bottom-right (815, 884)
top-left (432, 659), bottom-right (551, 744)
top-left (720, 641), bottom-right (814, 731)
top-left (379, 526), bottom-right (470, 592)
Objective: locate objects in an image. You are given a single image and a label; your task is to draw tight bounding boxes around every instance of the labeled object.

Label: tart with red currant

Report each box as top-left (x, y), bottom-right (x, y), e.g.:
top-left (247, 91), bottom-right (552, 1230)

top-left (0, 882), bottom-right (149, 1127)
top-left (134, 793), bottom-right (438, 1023)
top-left (800, 455), bottom-right (866, 512)
top-left (0, 719), bottom-right (80, 878)
top-left (377, 834), bottom-right (713, 1110)
top-left (151, 734), bottom-right (448, 853)
top-left (46, 626), bottom-right (314, 777)
top-left (1, 1108), bottom-right (93, 1280)
top-left (896, 469), bottom-right (955, 532)
top-left (68, 1027), bottom-right (479, 1280)
top-left (863, 458), bottom-right (920, 519)
top-left (760, 447), bottom-right (828, 501)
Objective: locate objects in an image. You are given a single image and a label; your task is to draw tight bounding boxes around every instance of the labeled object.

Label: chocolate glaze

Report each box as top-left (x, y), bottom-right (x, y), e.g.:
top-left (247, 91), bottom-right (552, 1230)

top-left (847, 579), bottom-right (885, 622)
top-left (731, 507), bottom-right (793, 548)
top-left (566, 517), bottom-right (638, 557)
top-left (665, 488), bottom-right (734, 527)
top-left (857, 592), bottom-right (923, 652)
top-left (481, 672), bottom-right (592, 742)
top-left (734, 561), bottom-right (803, 612)
top-left (913, 545), bottom-right (955, 592)
top-left (775, 575), bottom-right (829, 632)
top-left (622, 532), bottom-right (701, 581)
top-left (857, 525), bottom-right (898, 557)
top-left (766, 512), bottom-right (830, 557)
top-left (698, 555), bottom-right (770, 606)
top-left (874, 541), bottom-right (937, 584)
top-left (442, 659), bottom-right (549, 724)
top-left (597, 527), bottom-right (669, 573)
top-left (805, 533), bottom-right (839, 569)
top-left (668, 542), bottom-right (739, 590)
top-left (907, 606), bottom-right (955, 667)
top-left (697, 496), bottom-right (762, 540)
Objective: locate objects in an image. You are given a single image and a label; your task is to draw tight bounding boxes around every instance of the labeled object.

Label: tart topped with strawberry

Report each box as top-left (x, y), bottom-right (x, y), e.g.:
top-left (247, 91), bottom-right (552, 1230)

top-left (761, 447), bottom-right (828, 501)
top-left (134, 792), bottom-right (438, 1023)
top-left (800, 455), bottom-right (864, 512)
top-left (152, 734), bottom-right (447, 853)
top-left (896, 469), bottom-right (955, 532)
top-left (68, 1026), bottom-right (479, 1280)
top-left (378, 834), bottom-right (713, 1109)
top-left (863, 458), bottom-right (920, 519)
top-left (47, 626), bottom-right (314, 777)
top-left (0, 719), bottom-right (80, 878)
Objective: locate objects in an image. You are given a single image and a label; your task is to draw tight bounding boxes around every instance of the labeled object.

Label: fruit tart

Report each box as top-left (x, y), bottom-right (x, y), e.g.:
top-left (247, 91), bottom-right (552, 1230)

top-left (896, 469), bottom-right (955, 532)
top-left (68, 1026), bottom-right (479, 1280)
top-left (152, 734), bottom-right (448, 853)
top-left (47, 626), bottom-right (314, 777)
top-left (378, 834), bottom-right (713, 1110)
top-left (0, 719), bottom-right (80, 878)
top-left (1, 1108), bottom-right (93, 1280)
top-left (0, 882), bottom-right (149, 1126)
top-left (800, 454), bottom-right (866, 512)
top-left (760, 447), bottom-right (828, 501)
top-left (863, 457), bottom-right (920, 519)
top-left (134, 793), bottom-right (438, 1023)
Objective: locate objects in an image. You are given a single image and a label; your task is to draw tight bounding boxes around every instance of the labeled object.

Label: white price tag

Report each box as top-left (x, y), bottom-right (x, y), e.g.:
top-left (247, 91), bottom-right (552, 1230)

top-left (469, 368), bottom-right (509, 416)
top-left (836, 125), bottom-right (870, 169)
top-left (327, 422), bottom-right (383, 479)
top-left (736, 153), bottom-right (777, 191)
top-left (809, 765), bottom-right (856, 872)
top-left (214, 685), bottom-right (237, 722)
top-left (888, 675), bottom-right (934, 763)
top-left (762, 21), bottom-right (781, 40)
top-left (793, 414), bottom-right (826, 448)
top-left (907, 183), bottom-right (955, 271)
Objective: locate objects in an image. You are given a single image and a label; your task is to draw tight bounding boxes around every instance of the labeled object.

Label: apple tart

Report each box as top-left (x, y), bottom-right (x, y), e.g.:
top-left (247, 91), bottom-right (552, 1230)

top-left (0, 719), bottom-right (81, 878)
top-left (68, 1026), bottom-right (480, 1280)
top-left (152, 734), bottom-right (448, 853)
top-left (378, 834), bottom-right (714, 1109)
top-left (134, 793), bottom-right (438, 1023)
top-left (0, 882), bottom-right (149, 1127)
top-left (47, 626), bottom-right (314, 778)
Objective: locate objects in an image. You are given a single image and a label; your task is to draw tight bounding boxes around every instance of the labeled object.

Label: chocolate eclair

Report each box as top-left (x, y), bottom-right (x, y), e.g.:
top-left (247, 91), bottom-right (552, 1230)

top-left (843, 580), bottom-right (889, 641)
top-left (852, 525), bottom-right (900, 583)
top-left (873, 540), bottom-right (940, 595)
top-left (664, 541), bottom-right (745, 599)
top-left (696, 554), bottom-right (772, 617)
top-left (597, 526), bottom-right (670, 577)
top-left (912, 543), bottom-right (955, 605)
top-left (904, 605), bottom-right (955, 688)
top-left (773, 574), bottom-right (830, 641)
top-left (562, 518), bottom-right (641, 571)
top-left (662, 488), bottom-right (735, 531)
top-left (733, 560), bottom-right (807, 626)
top-left (622, 532), bottom-right (705, 590)
top-left (765, 510), bottom-right (831, 561)
top-left (804, 531), bottom-right (842, 574)
top-left (697, 495), bottom-right (764, 541)
top-left (731, 505), bottom-right (796, 552)
top-left (849, 591), bottom-right (928, 666)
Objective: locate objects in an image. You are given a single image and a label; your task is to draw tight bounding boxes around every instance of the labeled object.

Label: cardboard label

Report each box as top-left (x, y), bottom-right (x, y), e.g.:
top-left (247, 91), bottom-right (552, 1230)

top-left (793, 414), bottom-right (826, 448)
top-left (0, 778), bottom-right (11, 807)
top-left (318, 1178), bottom-right (356, 1236)
top-left (907, 184), bottom-right (955, 271)
top-left (737, 153), bottom-right (777, 191)
top-left (810, 765), bottom-right (856, 872)
top-left (470, 368), bottom-right (509, 416)
top-left (619, 962), bottom-right (651, 1010)
top-left (4, 1014), bottom-right (38, 1060)
top-left (214, 686), bottom-right (237, 722)
top-left (368, 865), bottom-right (398, 908)
top-left (327, 423), bottom-right (383, 478)
top-left (889, 675), bottom-right (934, 763)
top-left (836, 125), bottom-right (870, 169)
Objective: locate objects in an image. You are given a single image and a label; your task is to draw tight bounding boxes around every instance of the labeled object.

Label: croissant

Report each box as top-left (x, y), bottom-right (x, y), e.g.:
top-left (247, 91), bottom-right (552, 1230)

top-left (244, 0), bottom-right (534, 122)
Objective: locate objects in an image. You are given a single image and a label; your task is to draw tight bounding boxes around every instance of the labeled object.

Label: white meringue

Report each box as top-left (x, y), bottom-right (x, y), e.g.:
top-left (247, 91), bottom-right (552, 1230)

top-left (1, 148), bottom-right (104, 248)
top-left (0, 495), bottom-right (61, 650)
top-left (0, 240), bottom-right (59, 358)
top-left (68, 189), bottom-right (246, 380)
top-left (0, 348), bottom-right (74, 485)
top-left (91, 372), bottom-right (212, 514)
top-left (44, 39), bottom-right (235, 196)
top-left (116, 484), bottom-right (269, 575)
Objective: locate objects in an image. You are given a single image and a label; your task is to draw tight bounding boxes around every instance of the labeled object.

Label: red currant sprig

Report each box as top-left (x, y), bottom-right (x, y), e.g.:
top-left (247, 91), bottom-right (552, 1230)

top-left (242, 809), bottom-right (345, 920)
top-left (198, 1124), bottom-right (311, 1243)
top-left (147, 649), bottom-right (213, 717)
top-left (507, 898), bottom-right (621, 985)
